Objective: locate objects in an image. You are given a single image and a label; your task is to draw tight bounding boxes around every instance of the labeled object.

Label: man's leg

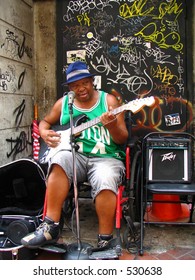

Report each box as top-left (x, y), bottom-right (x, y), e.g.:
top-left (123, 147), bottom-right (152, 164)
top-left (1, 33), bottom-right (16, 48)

top-left (95, 189), bottom-right (117, 247)
top-left (21, 164), bottom-right (70, 248)
top-left (46, 164), bottom-right (70, 222)
top-left (88, 157), bottom-right (125, 247)
top-left (95, 189), bottom-right (116, 234)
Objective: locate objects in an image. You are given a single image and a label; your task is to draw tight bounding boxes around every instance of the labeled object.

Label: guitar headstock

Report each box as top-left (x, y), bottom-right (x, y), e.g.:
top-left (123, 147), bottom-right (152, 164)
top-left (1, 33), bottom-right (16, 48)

top-left (124, 96), bottom-right (155, 113)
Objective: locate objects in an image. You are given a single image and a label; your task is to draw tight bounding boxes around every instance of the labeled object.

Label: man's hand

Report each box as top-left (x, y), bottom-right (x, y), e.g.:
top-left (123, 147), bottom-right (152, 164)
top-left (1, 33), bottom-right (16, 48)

top-left (41, 130), bottom-right (61, 148)
top-left (100, 106), bottom-right (117, 127)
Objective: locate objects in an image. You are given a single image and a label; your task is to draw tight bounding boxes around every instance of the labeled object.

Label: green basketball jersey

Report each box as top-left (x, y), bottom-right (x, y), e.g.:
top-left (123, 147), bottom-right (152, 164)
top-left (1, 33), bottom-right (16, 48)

top-left (60, 90), bottom-right (125, 160)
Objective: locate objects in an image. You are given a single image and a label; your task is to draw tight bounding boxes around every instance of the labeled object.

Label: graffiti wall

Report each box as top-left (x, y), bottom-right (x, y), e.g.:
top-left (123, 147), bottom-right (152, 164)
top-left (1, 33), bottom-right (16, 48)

top-left (57, 0), bottom-right (193, 136)
top-left (0, 0), bottom-right (33, 165)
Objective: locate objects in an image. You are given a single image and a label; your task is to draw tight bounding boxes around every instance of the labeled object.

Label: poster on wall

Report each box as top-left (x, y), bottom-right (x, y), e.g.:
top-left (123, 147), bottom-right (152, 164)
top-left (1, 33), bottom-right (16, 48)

top-left (57, 0), bottom-right (192, 135)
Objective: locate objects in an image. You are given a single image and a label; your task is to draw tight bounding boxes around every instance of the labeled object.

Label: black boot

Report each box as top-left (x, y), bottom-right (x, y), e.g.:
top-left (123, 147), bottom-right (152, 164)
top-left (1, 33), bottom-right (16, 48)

top-left (97, 234), bottom-right (113, 248)
top-left (21, 216), bottom-right (60, 248)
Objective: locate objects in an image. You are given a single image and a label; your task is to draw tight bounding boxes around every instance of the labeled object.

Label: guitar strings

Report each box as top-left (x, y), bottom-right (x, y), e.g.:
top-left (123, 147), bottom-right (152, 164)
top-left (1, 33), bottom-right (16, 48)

top-left (102, 111), bottom-right (123, 127)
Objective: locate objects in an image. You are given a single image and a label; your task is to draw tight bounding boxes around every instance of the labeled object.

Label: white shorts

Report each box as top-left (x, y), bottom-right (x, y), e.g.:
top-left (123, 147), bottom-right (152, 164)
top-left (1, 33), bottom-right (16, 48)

top-left (48, 151), bottom-right (125, 199)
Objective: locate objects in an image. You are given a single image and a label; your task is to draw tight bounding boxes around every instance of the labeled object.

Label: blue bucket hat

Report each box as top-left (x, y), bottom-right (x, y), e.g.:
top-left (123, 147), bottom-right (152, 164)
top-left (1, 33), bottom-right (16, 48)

top-left (65, 61), bottom-right (95, 84)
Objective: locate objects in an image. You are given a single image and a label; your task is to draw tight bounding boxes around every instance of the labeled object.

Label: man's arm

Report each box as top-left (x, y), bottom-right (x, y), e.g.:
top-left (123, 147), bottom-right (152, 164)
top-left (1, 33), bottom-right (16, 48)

top-left (100, 94), bottom-right (129, 145)
top-left (39, 98), bottom-right (62, 148)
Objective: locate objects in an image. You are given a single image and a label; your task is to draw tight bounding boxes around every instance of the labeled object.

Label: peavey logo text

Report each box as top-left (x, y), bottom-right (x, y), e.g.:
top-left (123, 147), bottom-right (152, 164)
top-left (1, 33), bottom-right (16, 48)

top-left (161, 152), bottom-right (176, 162)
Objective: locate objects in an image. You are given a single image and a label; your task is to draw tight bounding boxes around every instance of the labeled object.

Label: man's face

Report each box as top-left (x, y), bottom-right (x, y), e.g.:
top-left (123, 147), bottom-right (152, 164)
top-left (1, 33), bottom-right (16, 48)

top-left (69, 77), bottom-right (94, 102)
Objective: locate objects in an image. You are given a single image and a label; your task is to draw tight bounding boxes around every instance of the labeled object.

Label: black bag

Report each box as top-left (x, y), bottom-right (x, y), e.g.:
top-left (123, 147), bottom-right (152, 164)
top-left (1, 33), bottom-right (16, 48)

top-left (0, 158), bottom-right (46, 259)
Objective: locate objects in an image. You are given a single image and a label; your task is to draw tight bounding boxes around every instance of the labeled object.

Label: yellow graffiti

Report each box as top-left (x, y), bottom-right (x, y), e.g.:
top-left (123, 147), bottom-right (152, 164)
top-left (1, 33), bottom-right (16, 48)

top-left (119, 0), bottom-right (183, 21)
top-left (77, 13), bottom-right (90, 26)
top-left (157, 0), bottom-right (183, 20)
top-left (119, 0), bottom-right (154, 18)
top-left (135, 22), bottom-right (183, 51)
top-left (151, 65), bottom-right (178, 85)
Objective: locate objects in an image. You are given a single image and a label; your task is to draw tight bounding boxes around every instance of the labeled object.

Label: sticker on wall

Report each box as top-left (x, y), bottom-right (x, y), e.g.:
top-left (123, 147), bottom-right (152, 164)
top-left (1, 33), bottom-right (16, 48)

top-left (87, 32), bottom-right (93, 39)
top-left (66, 50), bottom-right (86, 64)
top-left (164, 113), bottom-right (181, 126)
top-left (94, 75), bottom-right (101, 90)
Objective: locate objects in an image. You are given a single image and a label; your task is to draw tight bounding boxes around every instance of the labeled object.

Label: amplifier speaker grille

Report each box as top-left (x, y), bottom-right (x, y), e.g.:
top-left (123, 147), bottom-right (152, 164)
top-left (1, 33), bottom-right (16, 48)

top-left (146, 138), bottom-right (191, 183)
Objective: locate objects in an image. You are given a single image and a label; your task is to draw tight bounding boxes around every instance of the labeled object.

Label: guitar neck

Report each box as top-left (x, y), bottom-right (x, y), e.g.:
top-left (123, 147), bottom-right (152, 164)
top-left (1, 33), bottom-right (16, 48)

top-left (73, 105), bottom-right (125, 136)
top-left (72, 96), bottom-right (155, 135)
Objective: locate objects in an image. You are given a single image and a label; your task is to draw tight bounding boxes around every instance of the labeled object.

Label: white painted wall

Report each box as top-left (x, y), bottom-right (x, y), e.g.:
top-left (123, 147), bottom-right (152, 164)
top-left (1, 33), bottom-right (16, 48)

top-left (0, 0), bottom-right (34, 164)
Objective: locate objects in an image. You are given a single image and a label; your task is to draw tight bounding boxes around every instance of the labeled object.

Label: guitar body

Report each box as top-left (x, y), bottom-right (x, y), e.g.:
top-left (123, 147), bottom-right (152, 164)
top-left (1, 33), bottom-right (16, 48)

top-left (0, 158), bottom-right (46, 259)
top-left (39, 114), bottom-right (88, 164)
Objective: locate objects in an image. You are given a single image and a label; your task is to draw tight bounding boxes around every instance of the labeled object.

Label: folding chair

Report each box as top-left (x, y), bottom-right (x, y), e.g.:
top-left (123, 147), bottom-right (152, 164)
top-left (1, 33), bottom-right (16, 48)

top-left (139, 132), bottom-right (195, 255)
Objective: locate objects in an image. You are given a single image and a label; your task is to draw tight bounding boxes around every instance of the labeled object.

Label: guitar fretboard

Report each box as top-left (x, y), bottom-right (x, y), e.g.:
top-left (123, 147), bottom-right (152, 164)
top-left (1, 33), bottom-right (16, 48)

top-left (71, 96), bottom-right (155, 136)
top-left (73, 105), bottom-right (125, 136)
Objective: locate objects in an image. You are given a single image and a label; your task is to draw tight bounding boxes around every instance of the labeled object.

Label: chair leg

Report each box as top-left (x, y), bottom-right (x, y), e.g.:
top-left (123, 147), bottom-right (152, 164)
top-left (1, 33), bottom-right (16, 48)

top-left (140, 196), bottom-right (144, 255)
top-left (139, 167), bottom-right (144, 256)
top-left (190, 196), bottom-right (195, 222)
top-left (115, 185), bottom-right (126, 255)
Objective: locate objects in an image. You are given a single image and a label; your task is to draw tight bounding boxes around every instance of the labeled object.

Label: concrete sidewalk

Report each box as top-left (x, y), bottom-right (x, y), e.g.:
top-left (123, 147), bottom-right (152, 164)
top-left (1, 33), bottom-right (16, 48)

top-left (36, 198), bottom-right (195, 260)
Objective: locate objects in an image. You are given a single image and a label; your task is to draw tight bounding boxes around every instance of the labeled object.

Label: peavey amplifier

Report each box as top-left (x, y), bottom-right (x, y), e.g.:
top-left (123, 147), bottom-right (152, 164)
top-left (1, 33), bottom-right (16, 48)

top-left (146, 137), bottom-right (191, 183)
